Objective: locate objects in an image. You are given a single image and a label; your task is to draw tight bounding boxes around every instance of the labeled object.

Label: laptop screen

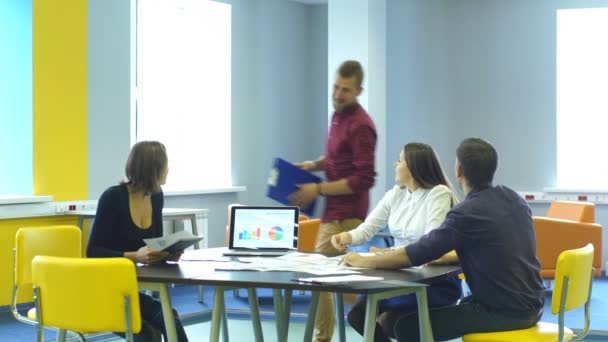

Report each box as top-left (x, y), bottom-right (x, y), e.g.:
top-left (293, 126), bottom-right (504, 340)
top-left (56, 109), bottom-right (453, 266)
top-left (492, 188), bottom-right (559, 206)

top-left (229, 206), bottom-right (299, 249)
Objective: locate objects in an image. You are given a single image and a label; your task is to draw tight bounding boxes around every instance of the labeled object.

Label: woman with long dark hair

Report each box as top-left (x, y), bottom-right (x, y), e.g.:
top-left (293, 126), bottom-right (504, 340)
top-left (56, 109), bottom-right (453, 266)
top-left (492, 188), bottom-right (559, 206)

top-left (87, 141), bottom-right (189, 342)
top-left (331, 142), bottom-right (461, 342)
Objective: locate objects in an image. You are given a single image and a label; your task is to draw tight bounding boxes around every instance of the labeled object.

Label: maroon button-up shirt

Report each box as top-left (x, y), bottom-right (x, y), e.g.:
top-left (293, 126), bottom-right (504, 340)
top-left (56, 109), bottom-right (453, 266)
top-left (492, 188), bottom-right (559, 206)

top-left (321, 103), bottom-right (377, 223)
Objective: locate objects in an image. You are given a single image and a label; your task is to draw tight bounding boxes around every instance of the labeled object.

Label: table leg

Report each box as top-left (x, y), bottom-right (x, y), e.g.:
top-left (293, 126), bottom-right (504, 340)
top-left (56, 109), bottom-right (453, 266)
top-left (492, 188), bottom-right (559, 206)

top-left (190, 215), bottom-right (205, 303)
top-left (221, 292), bottom-right (229, 342)
top-left (363, 294), bottom-right (380, 342)
top-left (157, 284), bottom-right (178, 342)
top-left (283, 290), bottom-right (292, 341)
top-left (247, 288), bottom-right (264, 342)
top-left (303, 291), bottom-right (320, 342)
top-left (415, 288), bottom-right (434, 342)
top-left (210, 287), bottom-right (224, 342)
top-left (272, 289), bottom-right (286, 342)
top-left (198, 285), bottom-right (205, 304)
top-left (334, 293), bottom-right (346, 342)
top-left (190, 216), bottom-right (200, 248)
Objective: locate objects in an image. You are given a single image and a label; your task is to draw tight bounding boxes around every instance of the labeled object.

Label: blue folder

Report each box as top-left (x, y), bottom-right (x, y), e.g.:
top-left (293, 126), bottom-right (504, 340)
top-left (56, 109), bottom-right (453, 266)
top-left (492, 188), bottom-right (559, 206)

top-left (266, 158), bottom-right (322, 216)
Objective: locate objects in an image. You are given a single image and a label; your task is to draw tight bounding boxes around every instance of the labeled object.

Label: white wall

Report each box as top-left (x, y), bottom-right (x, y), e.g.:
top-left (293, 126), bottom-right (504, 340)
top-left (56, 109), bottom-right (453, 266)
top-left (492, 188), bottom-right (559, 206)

top-left (87, 0), bottom-right (328, 247)
top-left (386, 0), bottom-right (455, 196)
top-left (328, 0), bottom-right (388, 206)
top-left (386, 0), bottom-right (608, 264)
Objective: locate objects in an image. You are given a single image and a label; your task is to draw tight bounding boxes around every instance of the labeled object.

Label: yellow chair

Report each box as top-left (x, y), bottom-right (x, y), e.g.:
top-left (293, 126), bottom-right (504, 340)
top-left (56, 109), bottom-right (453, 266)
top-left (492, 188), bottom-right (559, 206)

top-left (11, 225), bottom-right (82, 341)
top-left (463, 243), bottom-right (595, 342)
top-left (32, 255), bottom-right (141, 342)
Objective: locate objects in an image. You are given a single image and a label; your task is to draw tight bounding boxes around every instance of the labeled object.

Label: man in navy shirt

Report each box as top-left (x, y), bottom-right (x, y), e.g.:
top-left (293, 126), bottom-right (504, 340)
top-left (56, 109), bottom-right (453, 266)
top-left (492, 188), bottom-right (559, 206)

top-left (342, 137), bottom-right (545, 341)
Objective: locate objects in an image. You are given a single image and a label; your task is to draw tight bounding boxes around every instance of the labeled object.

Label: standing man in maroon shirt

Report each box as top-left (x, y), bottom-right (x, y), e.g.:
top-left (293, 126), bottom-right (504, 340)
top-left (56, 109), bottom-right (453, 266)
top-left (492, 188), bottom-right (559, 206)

top-left (291, 60), bottom-right (377, 342)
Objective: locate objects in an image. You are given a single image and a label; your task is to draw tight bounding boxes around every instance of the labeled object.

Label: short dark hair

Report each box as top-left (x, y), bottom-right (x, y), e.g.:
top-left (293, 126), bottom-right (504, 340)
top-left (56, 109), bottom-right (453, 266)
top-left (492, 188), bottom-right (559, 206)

top-left (337, 60), bottom-right (364, 88)
top-left (456, 138), bottom-right (498, 188)
top-left (403, 143), bottom-right (459, 204)
top-left (123, 141), bottom-right (168, 195)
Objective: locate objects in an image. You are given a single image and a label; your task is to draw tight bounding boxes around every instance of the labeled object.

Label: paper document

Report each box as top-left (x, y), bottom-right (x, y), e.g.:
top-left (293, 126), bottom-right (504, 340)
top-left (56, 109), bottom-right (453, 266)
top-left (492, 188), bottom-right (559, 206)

top-left (211, 251), bottom-right (361, 275)
top-left (144, 230), bottom-right (203, 253)
top-left (296, 275), bottom-right (384, 284)
top-left (180, 249), bottom-right (231, 262)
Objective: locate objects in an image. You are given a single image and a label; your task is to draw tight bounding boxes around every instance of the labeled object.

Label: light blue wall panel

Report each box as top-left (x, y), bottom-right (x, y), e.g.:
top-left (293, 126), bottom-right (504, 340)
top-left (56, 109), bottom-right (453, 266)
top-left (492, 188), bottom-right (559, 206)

top-left (0, 0), bottom-right (33, 195)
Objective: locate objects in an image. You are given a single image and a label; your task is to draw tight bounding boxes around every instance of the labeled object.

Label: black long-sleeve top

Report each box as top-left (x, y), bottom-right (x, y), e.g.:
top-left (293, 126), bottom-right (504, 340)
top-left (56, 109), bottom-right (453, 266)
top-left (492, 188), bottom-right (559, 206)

top-left (87, 184), bottom-right (164, 258)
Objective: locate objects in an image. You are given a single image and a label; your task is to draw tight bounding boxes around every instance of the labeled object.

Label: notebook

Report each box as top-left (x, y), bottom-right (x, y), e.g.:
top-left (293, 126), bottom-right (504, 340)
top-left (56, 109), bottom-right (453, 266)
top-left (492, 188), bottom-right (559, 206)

top-left (223, 206), bottom-right (299, 257)
top-left (266, 158), bottom-right (321, 216)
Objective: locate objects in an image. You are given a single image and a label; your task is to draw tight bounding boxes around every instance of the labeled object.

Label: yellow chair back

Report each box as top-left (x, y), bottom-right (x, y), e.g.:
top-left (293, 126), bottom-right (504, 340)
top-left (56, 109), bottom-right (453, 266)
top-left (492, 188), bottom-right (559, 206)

top-left (32, 255), bottom-right (141, 336)
top-left (463, 243), bottom-right (595, 342)
top-left (15, 225), bottom-right (81, 287)
top-left (12, 225), bottom-right (81, 327)
top-left (551, 243), bottom-right (594, 314)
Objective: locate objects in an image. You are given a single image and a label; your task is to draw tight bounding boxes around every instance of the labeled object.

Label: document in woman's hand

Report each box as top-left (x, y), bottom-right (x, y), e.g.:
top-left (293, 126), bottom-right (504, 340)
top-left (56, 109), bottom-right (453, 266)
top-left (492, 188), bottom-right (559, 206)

top-left (144, 230), bottom-right (203, 253)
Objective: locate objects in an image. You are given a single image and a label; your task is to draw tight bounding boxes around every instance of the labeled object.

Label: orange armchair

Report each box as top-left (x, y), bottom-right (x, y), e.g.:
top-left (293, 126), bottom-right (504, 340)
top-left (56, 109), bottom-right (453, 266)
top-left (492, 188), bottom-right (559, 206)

top-left (534, 201), bottom-right (602, 278)
top-left (297, 218), bottom-right (321, 252)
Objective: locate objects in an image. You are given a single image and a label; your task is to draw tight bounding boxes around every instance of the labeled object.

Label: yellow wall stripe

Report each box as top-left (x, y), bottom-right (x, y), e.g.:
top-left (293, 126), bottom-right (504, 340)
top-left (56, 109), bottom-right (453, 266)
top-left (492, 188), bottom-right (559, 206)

top-left (33, 0), bottom-right (88, 200)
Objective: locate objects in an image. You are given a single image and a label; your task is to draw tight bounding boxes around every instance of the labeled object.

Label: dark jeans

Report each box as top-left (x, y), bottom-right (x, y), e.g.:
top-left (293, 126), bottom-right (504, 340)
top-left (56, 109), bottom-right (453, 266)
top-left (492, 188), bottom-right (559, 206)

top-left (393, 296), bottom-right (543, 342)
top-left (348, 277), bottom-right (462, 342)
top-left (116, 292), bottom-right (189, 342)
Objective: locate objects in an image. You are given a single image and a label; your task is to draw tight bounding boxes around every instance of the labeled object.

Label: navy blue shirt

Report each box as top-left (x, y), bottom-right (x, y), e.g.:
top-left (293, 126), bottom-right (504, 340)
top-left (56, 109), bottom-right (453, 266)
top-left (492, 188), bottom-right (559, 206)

top-left (406, 185), bottom-right (545, 312)
top-left (87, 184), bottom-right (164, 258)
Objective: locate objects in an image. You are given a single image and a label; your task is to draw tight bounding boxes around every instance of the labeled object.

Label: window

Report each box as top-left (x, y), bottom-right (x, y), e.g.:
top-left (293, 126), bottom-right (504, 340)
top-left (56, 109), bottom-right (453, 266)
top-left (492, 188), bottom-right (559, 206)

top-left (557, 8), bottom-right (608, 189)
top-left (0, 0), bottom-right (32, 195)
top-left (135, 0), bottom-right (232, 191)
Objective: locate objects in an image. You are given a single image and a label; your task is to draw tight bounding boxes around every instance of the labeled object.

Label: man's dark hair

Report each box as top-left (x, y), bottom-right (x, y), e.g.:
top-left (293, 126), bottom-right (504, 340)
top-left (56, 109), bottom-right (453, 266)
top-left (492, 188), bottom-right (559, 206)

top-left (456, 138), bottom-right (498, 188)
top-left (338, 60), bottom-right (364, 88)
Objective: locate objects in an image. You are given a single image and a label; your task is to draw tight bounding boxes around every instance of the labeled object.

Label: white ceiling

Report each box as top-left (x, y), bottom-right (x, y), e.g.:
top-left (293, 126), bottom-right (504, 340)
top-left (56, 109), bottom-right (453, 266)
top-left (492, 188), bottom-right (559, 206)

top-left (289, 0), bottom-right (328, 5)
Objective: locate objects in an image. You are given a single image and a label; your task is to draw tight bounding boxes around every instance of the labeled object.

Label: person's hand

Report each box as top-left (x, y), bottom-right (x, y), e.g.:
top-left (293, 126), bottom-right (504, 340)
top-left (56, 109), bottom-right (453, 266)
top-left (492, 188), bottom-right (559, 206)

top-left (134, 246), bottom-right (168, 264)
top-left (289, 183), bottom-right (319, 208)
top-left (165, 251), bottom-right (183, 262)
top-left (294, 161), bottom-right (316, 171)
top-left (339, 252), bottom-right (364, 267)
top-left (331, 232), bottom-right (352, 252)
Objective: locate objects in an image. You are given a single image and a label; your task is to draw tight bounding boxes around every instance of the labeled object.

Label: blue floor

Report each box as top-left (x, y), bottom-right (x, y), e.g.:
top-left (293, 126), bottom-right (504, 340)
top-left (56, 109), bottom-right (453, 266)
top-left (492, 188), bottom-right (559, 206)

top-left (3, 279), bottom-right (608, 341)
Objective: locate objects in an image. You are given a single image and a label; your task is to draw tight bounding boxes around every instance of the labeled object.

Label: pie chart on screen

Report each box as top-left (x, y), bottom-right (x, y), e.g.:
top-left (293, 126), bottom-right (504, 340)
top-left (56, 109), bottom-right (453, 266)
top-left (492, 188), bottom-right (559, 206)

top-left (268, 226), bottom-right (284, 241)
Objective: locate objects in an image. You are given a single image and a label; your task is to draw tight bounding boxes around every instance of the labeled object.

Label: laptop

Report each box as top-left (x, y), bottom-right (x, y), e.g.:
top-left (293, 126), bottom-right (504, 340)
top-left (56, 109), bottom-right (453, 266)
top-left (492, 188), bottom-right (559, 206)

top-left (223, 206), bottom-right (299, 257)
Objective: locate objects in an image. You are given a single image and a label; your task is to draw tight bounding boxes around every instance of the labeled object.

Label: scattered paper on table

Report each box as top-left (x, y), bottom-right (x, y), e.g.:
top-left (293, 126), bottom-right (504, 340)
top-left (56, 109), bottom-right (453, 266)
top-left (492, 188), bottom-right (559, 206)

top-left (297, 275), bottom-right (384, 283)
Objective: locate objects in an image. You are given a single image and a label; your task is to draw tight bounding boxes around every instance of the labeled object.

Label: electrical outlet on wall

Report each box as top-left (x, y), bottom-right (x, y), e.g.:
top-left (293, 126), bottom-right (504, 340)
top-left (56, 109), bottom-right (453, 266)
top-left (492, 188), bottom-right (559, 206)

top-left (55, 203), bottom-right (68, 213)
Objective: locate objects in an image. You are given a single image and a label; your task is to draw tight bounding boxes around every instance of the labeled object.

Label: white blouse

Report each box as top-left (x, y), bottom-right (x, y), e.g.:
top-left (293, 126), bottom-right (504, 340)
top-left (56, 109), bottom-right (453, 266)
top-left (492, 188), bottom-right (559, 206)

top-left (348, 184), bottom-right (454, 248)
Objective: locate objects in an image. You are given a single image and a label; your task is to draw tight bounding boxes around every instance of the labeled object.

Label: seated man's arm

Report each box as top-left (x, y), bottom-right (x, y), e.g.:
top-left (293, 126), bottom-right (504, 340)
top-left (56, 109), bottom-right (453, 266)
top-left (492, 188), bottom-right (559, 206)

top-left (342, 211), bottom-right (462, 269)
top-left (429, 250), bottom-right (459, 265)
top-left (341, 247), bottom-right (412, 269)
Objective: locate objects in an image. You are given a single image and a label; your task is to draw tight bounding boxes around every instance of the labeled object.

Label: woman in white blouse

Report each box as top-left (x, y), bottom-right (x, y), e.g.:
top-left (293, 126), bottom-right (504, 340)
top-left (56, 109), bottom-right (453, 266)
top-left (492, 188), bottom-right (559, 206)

top-left (331, 142), bottom-right (462, 342)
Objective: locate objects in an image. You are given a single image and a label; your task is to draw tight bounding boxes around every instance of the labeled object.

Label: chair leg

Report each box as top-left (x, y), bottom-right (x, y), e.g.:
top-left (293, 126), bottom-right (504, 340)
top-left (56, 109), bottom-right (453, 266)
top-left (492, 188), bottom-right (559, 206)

top-left (56, 329), bottom-right (67, 342)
